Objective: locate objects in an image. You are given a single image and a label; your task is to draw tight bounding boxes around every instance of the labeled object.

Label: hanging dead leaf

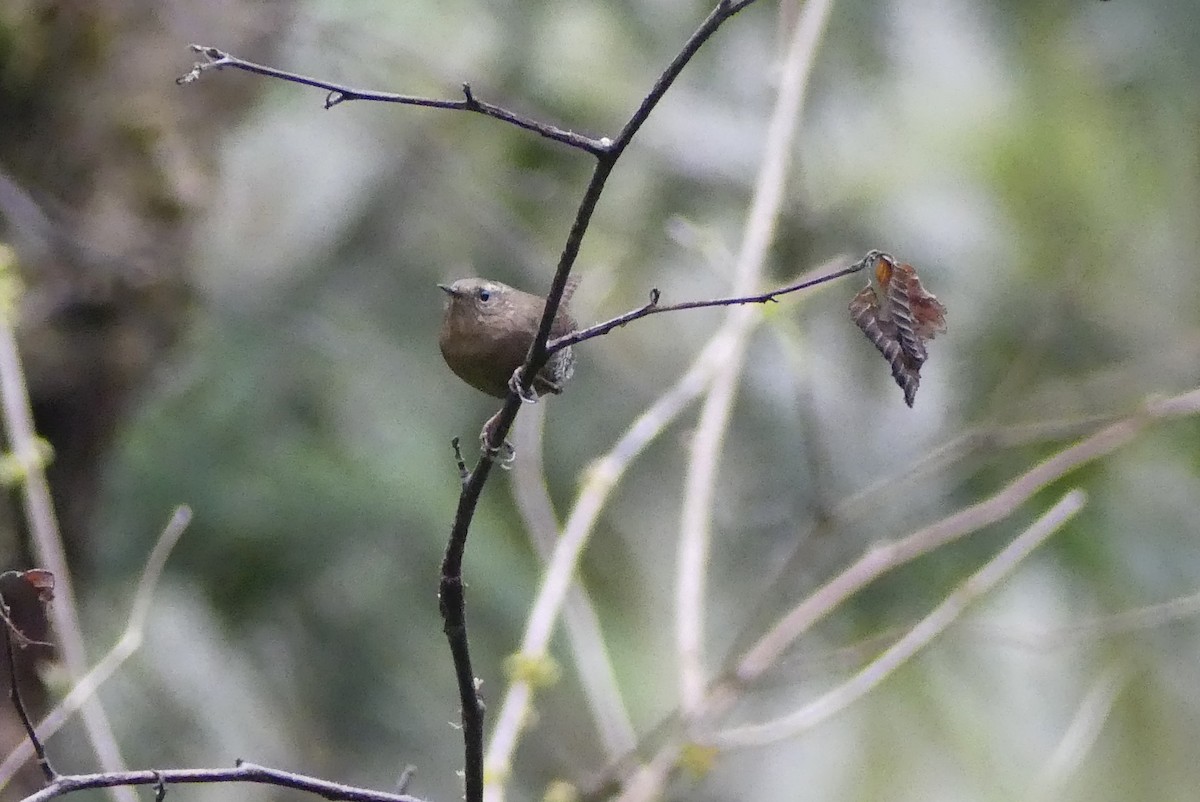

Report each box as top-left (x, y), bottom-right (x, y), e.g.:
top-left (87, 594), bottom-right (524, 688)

top-left (848, 250), bottom-right (946, 407)
top-left (0, 568), bottom-right (55, 648)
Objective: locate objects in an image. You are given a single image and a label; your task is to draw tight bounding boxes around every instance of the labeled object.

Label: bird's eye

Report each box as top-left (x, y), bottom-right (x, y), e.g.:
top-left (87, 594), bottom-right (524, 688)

top-left (477, 288), bottom-right (492, 302)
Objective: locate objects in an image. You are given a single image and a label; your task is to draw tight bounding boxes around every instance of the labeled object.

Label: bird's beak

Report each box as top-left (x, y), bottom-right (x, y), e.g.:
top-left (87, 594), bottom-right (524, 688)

top-left (438, 283), bottom-right (458, 297)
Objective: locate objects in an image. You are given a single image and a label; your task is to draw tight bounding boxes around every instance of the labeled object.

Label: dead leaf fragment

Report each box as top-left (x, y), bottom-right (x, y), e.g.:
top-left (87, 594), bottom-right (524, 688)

top-left (848, 250), bottom-right (946, 406)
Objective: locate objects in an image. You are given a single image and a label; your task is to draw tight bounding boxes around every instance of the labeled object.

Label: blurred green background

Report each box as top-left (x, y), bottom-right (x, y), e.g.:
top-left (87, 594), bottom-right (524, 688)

top-left (2, 0), bottom-right (1200, 800)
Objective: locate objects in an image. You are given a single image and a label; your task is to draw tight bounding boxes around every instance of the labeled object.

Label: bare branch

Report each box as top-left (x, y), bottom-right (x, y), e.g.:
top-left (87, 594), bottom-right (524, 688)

top-left (602, 384), bottom-right (1200, 801)
top-left (177, 45), bottom-right (606, 155)
top-left (484, 328), bottom-right (733, 799)
top-left (442, 4), bottom-right (765, 799)
top-left (731, 390), bottom-right (1200, 686)
top-left (20, 762), bottom-right (426, 802)
top-left (546, 261), bottom-right (864, 355)
top-left (5, 625), bottom-right (54, 782)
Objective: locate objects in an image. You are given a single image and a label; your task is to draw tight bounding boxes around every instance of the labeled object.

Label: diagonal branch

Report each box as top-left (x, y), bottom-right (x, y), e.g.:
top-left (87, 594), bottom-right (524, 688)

top-left (605, 385), bottom-right (1200, 801)
top-left (715, 490), bottom-right (1087, 748)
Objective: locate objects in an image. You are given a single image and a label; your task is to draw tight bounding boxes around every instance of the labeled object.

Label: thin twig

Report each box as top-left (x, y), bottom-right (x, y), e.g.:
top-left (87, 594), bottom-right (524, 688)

top-left (0, 507), bottom-right (193, 791)
top-left (975, 588), bottom-right (1200, 651)
top-left (715, 490), bottom-right (1087, 748)
top-left (5, 624), bottom-right (54, 781)
top-left (0, 259), bottom-right (133, 802)
top-left (20, 761), bottom-right (426, 802)
top-left (176, 46), bottom-right (606, 155)
top-left (676, 0), bottom-right (835, 719)
top-left (546, 263), bottom-right (865, 355)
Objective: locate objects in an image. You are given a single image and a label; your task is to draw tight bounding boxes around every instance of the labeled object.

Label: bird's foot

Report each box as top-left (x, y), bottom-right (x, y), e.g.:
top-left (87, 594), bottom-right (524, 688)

top-left (508, 367), bottom-right (540, 404)
top-left (479, 412), bottom-right (516, 466)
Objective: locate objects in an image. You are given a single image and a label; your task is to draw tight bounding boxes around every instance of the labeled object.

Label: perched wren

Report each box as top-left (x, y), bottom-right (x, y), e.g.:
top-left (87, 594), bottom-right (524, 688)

top-left (438, 278), bottom-right (577, 400)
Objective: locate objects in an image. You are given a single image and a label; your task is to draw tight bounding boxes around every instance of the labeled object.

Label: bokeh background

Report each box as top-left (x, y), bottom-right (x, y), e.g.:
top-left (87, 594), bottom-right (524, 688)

top-left (2, 0), bottom-right (1200, 800)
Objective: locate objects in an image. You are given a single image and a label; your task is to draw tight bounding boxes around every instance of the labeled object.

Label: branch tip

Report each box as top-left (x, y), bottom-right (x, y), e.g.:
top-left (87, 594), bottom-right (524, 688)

top-left (451, 437), bottom-right (469, 484)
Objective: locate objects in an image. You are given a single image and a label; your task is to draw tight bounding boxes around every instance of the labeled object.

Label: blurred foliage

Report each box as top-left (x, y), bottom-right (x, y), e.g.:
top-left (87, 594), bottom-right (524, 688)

top-left (0, 0), bottom-right (1195, 800)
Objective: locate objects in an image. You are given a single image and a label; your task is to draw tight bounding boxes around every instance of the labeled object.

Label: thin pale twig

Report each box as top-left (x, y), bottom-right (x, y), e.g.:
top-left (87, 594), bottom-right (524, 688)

top-left (676, 0), bottom-right (836, 719)
top-left (483, 333), bottom-right (730, 801)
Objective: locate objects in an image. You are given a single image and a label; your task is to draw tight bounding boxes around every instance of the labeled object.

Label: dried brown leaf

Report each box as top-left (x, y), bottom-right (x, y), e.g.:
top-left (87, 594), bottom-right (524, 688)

top-left (848, 251), bottom-right (946, 407)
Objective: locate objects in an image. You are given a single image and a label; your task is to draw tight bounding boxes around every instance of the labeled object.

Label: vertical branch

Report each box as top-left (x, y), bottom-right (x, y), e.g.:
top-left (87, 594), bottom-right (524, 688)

top-left (438, 456), bottom-right (495, 802)
top-left (4, 614), bottom-right (54, 781)
top-left (675, 0), bottom-right (836, 717)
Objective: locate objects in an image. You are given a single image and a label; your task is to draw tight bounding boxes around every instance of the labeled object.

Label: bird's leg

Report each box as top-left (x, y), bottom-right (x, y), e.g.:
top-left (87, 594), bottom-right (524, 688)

top-left (507, 367), bottom-right (541, 404)
top-left (479, 410), bottom-right (516, 466)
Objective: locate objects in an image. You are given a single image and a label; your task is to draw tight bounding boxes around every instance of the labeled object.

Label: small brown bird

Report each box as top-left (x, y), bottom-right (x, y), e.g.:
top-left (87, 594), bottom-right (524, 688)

top-left (438, 278), bottom-right (577, 400)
